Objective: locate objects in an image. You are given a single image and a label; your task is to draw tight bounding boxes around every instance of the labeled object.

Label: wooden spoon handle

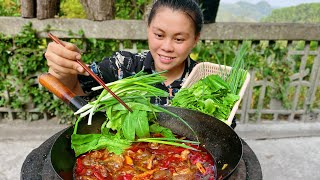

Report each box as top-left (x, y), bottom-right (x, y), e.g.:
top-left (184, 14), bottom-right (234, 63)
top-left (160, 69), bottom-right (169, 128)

top-left (38, 73), bottom-right (87, 112)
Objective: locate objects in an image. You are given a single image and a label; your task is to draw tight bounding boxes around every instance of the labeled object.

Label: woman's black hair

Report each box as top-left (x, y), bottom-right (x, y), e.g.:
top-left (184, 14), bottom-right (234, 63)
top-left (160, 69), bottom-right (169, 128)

top-left (147, 0), bottom-right (204, 35)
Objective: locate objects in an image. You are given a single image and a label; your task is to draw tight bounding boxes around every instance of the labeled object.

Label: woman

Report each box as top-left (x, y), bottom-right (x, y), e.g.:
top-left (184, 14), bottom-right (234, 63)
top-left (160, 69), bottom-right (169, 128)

top-left (45, 0), bottom-right (203, 105)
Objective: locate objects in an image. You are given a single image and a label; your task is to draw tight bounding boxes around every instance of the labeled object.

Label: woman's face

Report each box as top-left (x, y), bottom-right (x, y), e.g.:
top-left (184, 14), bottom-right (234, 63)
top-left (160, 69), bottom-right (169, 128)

top-left (147, 7), bottom-right (200, 72)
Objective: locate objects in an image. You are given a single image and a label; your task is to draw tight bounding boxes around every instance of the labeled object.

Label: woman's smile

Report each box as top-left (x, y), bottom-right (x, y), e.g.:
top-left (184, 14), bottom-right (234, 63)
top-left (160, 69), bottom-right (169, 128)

top-left (158, 54), bottom-right (176, 64)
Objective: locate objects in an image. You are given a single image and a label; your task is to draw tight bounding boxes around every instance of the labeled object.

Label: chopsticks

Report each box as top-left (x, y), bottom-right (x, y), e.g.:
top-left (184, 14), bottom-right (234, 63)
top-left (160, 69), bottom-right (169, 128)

top-left (47, 33), bottom-right (133, 112)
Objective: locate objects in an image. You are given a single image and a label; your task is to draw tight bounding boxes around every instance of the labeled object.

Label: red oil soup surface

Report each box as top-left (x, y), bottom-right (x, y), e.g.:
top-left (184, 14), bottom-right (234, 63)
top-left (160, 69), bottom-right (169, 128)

top-left (75, 142), bottom-right (216, 180)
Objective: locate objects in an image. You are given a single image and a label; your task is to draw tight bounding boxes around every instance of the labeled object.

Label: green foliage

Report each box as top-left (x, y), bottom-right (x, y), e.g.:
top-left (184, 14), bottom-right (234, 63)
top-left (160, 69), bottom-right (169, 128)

top-left (0, 0), bottom-right (152, 19)
top-left (261, 3), bottom-right (320, 23)
top-left (0, 23), bottom-right (76, 121)
top-left (0, 0), bottom-right (20, 16)
top-left (65, 30), bottom-right (119, 63)
top-left (59, 0), bottom-right (152, 20)
top-left (115, 0), bottom-right (152, 19)
top-left (192, 39), bottom-right (319, 112)
top-left (191, 40), bottom-right (294, 109)
top-left (0, 21), bottom-right (149, 123)
top-left (59, 0), bottom-right (86, 18)
top-left (1, 23), bottom-right (45, 107)
top-left (172, 74), bottom-right (239, 122)
top-left (286, 41), bottom-right (319, 109)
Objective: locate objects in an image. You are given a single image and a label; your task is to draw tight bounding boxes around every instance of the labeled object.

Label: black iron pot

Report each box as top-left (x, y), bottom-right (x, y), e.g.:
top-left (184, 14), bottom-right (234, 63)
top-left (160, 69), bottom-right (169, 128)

top-left (39, 73), bottom-right (243, 180)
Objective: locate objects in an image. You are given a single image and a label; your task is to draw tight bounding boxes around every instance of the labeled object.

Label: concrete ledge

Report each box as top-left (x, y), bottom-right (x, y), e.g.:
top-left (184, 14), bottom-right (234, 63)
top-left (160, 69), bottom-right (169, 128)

top-left (236, 122), bottom-right (320, 140)
top-left (1, 17), bottom-right (320, 40)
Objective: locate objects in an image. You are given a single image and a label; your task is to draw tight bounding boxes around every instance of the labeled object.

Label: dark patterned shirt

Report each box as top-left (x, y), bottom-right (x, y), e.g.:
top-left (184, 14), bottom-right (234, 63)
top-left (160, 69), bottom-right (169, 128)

top-left (78, 51), bottom-right (197, 105)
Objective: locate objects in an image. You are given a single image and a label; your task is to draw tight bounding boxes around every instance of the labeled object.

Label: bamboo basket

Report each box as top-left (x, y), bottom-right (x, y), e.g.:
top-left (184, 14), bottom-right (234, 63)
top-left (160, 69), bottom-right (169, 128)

top-left (181, 62), bottom-right (251, 125)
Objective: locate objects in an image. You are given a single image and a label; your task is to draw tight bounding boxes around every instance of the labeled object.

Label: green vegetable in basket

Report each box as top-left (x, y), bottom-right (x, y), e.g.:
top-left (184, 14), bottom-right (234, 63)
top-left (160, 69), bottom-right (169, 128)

top-left (171, 74), bottom-right (239, 122)
top-left (172, 42), bottom-right (249, 123)
top-left (224, 42), bottom-right (249, 95)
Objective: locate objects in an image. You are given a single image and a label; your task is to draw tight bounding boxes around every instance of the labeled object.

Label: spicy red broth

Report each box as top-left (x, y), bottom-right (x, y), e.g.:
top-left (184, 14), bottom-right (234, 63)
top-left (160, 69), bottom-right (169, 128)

top-left (75, 142), bottom-right (216, 180)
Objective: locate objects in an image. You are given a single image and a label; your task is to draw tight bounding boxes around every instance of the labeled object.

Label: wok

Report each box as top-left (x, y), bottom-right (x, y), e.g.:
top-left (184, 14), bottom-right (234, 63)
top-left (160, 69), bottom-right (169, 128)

top-left (39, 73), bottom-right (243, 180)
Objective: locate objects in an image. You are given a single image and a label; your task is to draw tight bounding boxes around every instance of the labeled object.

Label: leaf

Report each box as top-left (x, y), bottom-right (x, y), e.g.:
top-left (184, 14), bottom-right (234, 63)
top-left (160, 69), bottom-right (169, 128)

top-left (71, 71), bottom-right (198, 154)
top-left (134, 110), bottom-right (150, 138)
top-left (106, 109), bottom-right (128, 130)
top-left (204, 98), bottom-right (216, 114)
top-left (96, 135), bottom-right (131, 155)
top-left (71, 133), bottom-right (131, 156)
top-left (204, 74), bottom-right (230, 91)
top-left (172, 73), bottom-right (237, 122)
top-left (149, 124), bottom-right (175, 138)
top-left (122, 112), bottom-right (136, 141)
top-left (71, 134), bottom-right (101, 156)
top-left (225, 93), bottom-right (240, 103)
top-left (71, 133), bottom-right (102, 145)
top-left (112, 102), bottom-right (154, 111)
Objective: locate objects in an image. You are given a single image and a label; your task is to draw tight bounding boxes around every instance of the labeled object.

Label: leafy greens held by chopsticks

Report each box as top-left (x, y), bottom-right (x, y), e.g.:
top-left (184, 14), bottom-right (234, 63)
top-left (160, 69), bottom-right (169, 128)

top-left (171, 42), bottom-right (249, 123)
top-left (71, 71), bottom-right (199, 157)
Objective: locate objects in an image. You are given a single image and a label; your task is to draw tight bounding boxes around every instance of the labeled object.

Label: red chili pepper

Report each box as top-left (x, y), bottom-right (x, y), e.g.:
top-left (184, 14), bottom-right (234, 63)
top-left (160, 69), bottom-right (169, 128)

top-left (93, 171), bottom-right (105, 180)
top-left (123, 174), bottom-right (133, 180)
top-left (76, 158), bottom-right (84, 174)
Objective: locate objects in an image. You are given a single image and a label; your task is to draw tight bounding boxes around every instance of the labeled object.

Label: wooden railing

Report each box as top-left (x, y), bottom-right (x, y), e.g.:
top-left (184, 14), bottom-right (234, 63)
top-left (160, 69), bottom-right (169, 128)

top-left (1, 17), bottom-right (320, 123)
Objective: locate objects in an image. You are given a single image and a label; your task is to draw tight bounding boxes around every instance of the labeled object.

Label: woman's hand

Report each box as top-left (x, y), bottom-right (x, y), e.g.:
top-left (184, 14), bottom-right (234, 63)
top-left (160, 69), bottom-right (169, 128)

top-left (44, 41), bottom-right (88, 95)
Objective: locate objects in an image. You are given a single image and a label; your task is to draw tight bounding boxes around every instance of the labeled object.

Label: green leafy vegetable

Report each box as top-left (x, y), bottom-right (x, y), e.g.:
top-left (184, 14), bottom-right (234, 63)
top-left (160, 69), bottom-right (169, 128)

top-left (122, 112), bottom-right (136, 141)
top-left (172, 74), bottom-right (239, 122)
top-left (225, 42), bottom-right (249, 95)
top-left (134, 110), bottom-right (150, 138)
top-left (172, 43), bottom-right (249, 123)
top-left (71, 133), bottom-right (131, 156)
top-left (149, 124), bottom-right (175, 138)
top-left (71, 71), bottom-right (199, 156)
